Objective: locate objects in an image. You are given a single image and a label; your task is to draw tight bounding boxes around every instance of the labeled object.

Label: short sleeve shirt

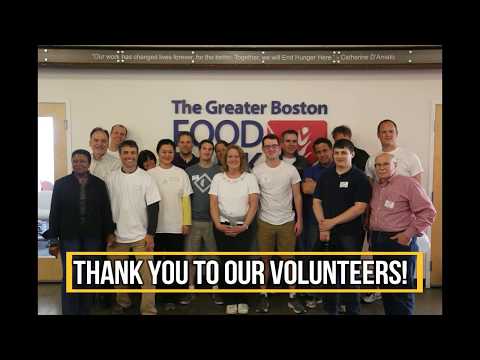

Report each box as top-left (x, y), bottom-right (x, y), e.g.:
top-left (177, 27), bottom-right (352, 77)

top-left (253, 161), bottom-right (302, 225)
top-left (209, 172), bottom-right (260, 224)
top-left (148, 165), bottom-right (193, 234)
top-left (106, 168), bottom-right (161, 243)
top-left (313, 166), bottom-right (372, 236)
top-left (366, 147), bottom-right (423, 181)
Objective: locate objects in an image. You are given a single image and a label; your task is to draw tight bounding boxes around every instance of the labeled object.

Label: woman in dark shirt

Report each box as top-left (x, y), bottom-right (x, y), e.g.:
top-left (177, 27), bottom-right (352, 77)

top-left (45, 149), bottom-right (114, 315)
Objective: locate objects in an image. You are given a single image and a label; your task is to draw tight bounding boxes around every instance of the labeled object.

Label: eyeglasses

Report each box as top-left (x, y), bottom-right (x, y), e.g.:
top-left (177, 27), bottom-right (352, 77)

top-left (263, 144), bottom-right (279, 150)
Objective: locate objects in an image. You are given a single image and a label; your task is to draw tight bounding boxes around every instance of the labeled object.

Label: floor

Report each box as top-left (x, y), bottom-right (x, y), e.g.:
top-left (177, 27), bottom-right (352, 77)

top-left (38, 283), bottom-right (442, 315)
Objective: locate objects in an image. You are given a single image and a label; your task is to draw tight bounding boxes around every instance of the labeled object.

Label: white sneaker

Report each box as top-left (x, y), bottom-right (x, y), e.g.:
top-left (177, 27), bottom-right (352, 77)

top-left (361, 293), bottom-right (382, 304)
top-left (226, 304), bottom-right (238, 314)
top-left (238, 303), bottom-right (249, 314)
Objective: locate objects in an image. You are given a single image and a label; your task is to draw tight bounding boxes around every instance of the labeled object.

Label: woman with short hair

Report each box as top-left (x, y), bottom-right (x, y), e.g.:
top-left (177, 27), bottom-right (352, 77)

top-left (209, 144), bottom-right (259, 315)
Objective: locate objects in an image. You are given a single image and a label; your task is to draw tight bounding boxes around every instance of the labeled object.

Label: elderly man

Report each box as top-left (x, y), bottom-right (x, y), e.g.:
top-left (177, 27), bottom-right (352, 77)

top-left (89, 127), bottom-right (121, 181)
top-left (369, 153), bottom-right (436, 315)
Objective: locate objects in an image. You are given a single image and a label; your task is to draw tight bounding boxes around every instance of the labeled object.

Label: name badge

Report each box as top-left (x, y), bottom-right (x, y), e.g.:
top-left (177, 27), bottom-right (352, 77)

top-left (384, 200), bottom-right (395, 209)
top-left (192, 175), bottom-right (200, 181)
top-left (339, 181), bottom-right (349, 188)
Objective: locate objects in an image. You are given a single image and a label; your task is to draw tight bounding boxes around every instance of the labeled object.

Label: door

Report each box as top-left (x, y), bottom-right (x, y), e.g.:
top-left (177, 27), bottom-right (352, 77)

top-left (38, 103), bottom-right (67, 282)
top-left (431, 104), bottom-right (442, 286)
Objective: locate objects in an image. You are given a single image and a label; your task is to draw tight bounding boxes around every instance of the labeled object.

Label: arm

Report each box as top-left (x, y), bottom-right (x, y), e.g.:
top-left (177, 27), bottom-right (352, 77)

top-left (243, 193), bottom-right (258, 228)
top-left (182, 195), bottom-right (192, 235)
top-left (292, 182), bottom-right (303, 236)
top-left (302, 178), bottom-right (317, 195)
top-left (413, 172), bottom-right (422, 184)
top-left (145, 201), bottom-right (159, 251)
top-left (319, 202), bottom-right (368, 231)
top-left (313, 198), bottom-right (330, 241)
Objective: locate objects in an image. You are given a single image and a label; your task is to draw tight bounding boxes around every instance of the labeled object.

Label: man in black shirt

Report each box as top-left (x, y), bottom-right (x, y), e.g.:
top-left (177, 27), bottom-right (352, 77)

top-left (172, 131), bottom-right (199, 169)
top-left (313, 139), bottom-right (372, 315)
top-left (331, 125), bottom-right (370, 172)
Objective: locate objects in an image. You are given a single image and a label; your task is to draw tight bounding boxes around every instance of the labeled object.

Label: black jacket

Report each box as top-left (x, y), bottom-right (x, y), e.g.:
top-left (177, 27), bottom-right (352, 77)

top-left (46, 172), bottom-right (114, 247)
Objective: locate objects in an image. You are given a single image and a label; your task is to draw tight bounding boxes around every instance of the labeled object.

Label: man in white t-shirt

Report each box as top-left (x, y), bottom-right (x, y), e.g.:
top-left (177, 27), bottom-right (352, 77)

top-left (107, 124), bottom-right (128, 159)
top-left (105, 140), bottom-right (161, 315)
top-left (252, 134), bottom-right (306, 314)
top-left (148, 138), bottom-right (194, 311)
top-left (363, 119), bottom-right (424, 305)
top-left (89, 127), bottom-right (121, 181)
top-left (365, 119), bottom-right (423, 184)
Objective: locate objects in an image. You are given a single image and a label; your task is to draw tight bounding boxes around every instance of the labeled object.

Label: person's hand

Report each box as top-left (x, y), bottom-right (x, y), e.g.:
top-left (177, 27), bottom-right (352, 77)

top-left (182, 225), bottom-right (191, 236)
top-left (106, 234), bottom-right (116, 248)
top-left (227, 224), bottom-right (248, 237)
top-left (48, 245), bottom-right (59, 258)
top-left (319, 218), bottom-right (336, 232)
top-left (319, 231), bottom-right (330, 242)
top-left (216, 223), bottom-right (229, 233)
top-left (145, 234), bottom-right (155, 252)
top-left (390, 232), bottom-right (411, 246)
top-left (294, 220), bottom-right (303, 237)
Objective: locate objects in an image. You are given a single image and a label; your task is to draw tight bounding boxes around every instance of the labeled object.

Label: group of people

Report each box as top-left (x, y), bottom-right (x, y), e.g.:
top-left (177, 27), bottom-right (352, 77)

top-left (44, 120), bottom-right (436, 316)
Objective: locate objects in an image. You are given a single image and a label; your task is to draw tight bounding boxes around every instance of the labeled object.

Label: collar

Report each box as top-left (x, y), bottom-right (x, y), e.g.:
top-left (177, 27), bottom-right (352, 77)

top-left (378, 173), bottom-right (397, 186)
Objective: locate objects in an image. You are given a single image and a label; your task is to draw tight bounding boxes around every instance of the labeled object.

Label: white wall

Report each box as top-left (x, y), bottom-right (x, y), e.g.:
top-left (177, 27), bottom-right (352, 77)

top-left (38, 67), bottom-right (441, 193)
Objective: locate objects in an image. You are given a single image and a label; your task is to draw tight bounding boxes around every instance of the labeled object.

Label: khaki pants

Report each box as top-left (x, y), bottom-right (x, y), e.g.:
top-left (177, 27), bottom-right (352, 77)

top-left (257, 219), bottom-right (296, 259)
top-left (107, 239), bottom-right (157, 315)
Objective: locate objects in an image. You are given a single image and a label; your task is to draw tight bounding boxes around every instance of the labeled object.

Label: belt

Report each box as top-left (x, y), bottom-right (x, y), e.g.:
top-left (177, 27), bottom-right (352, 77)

top-left (371, 230), bottom-right (405, 237)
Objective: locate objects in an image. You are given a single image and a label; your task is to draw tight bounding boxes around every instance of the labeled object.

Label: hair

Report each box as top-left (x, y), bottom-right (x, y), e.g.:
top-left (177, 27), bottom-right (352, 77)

top-left (118, 140), bottom-right (139, 153)
top-left (262, 133), bottom-right (280, 147)
top-left (223, 144), bottom-right (247, 173)
top-left (110, 124), bottom-right (128, 137)
top-left (71, 149), bottom-right (91, 164)
top-left (137, 150), bottom-right (157, 169)
top-left (215, 140), bottom-right (229, 150)
top-left (156, 139), bottom-right (176, 153)
top-left (377, 119), bottom-right (398, 135)
top-left (375, 152), bottom-right (398, 166)
top-left (313, 137), bottom-right (333, 149)
top-left (281, 129), bottom-right (298, 141)
top-left (176, 131), bottom-right (194, 143)
top-left (333, 138), bottom-right (355, 154)
top-left (90, 127), bottom-right (109, 139)
top-left (199, 139), bottom-right (214, 150)
top-left (331, 125), bottom-right (352, 139)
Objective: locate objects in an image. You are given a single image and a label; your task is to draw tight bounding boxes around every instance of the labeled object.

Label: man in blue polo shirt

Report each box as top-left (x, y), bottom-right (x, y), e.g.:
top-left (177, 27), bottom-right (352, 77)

top-left (313, 139), bottom-right (372, 315)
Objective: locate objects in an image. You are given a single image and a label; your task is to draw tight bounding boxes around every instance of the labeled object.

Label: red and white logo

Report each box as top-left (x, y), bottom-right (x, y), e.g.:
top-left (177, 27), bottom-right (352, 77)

top-left (266, 120), bottom-right (328, 163)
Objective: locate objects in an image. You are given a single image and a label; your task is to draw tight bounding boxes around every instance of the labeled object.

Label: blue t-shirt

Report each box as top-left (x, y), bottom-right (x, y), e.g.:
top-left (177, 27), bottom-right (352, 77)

top-left (303, 162), bottom-right (334, 225)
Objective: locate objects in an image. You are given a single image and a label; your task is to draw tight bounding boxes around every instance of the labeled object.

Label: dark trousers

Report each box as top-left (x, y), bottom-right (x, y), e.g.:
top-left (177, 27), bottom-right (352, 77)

top-left (154, 233), bottom-right (186, 304)
top-left (370, 231), bottom-right (418, 315)
top-left (213, 224), bottom-right (253, 305)
top-left (60, 237), bottom-right (103, 315)
top-left (323, 232), bottom-right (364, 315)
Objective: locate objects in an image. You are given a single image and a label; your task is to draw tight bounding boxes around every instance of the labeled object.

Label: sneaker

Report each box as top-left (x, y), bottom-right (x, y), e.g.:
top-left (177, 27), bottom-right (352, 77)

top-left (304, 295), bottom-right (323, 309)
top-left (238, 303), bottom-right (249, 314)
top-left (212, 293), bottom-right (224, 305)
top-left (255, 295), bottom-right (270, 313)
top-left (338, 305), bottom-right (347, 313)
top-left (179, 293), bottom-right (195, 305)
top-left (288, 297), bottom-right (307, 314)
top-left (226, 304), bottom-right (238, 314)
top-left (164, 302), bottom-right (176, 311)
top-left (361, 293), bottom-right (382, 304)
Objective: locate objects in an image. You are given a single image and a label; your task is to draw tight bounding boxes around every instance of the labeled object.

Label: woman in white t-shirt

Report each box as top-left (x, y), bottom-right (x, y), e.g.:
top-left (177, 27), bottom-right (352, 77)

top-left (148, 139), bottom-right (193, 311)
top-left (209, 144), bottom-right (260, 315)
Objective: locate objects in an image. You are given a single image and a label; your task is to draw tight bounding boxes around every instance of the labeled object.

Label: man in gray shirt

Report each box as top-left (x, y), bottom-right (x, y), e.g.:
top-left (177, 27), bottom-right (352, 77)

top-left (180, 139), bottom-right (223, 306)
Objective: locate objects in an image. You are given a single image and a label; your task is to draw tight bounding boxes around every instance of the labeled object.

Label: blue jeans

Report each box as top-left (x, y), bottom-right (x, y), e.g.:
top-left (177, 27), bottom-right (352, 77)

top-left (323, 233), bottom-right (364, 315)
top-left (370, 231), bottom-right (419, 315)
